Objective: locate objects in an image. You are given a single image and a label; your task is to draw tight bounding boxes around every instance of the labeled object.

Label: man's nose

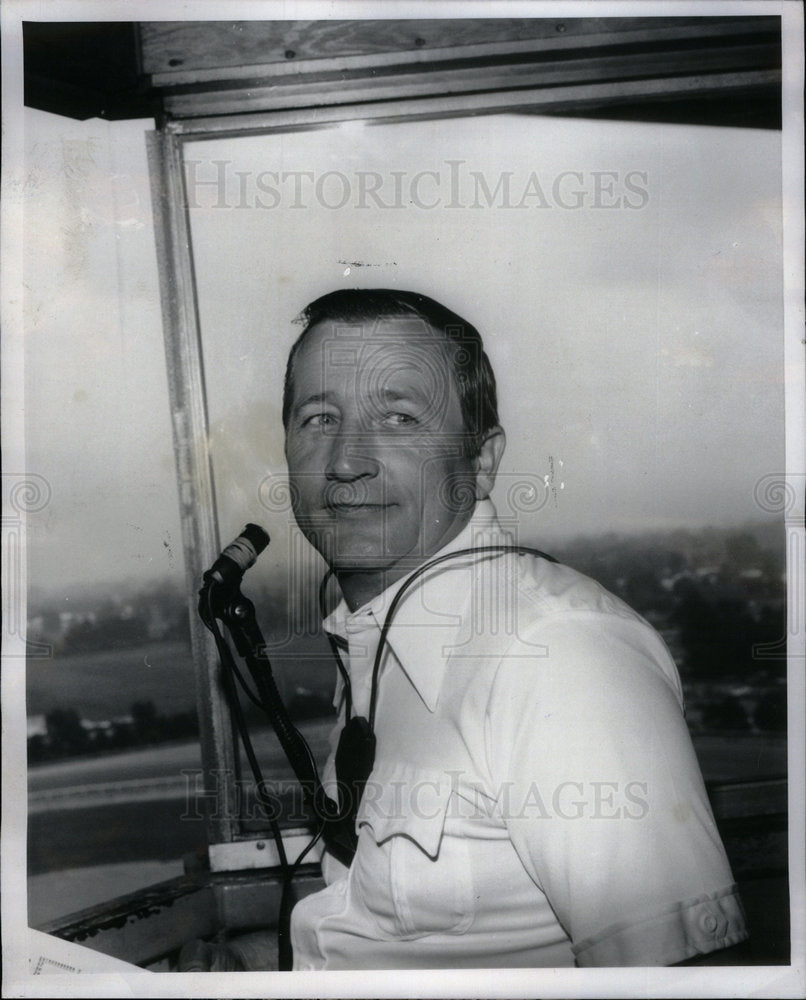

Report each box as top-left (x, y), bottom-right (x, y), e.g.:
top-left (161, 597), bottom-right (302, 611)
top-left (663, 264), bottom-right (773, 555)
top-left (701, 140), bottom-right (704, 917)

top-left (324, 430), bottom-right (380, 481)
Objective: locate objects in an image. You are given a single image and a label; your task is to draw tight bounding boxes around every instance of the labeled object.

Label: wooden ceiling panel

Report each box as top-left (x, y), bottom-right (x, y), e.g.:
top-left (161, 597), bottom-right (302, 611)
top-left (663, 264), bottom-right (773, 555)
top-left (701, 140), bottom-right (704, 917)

top-left (140, 18), bottom-right (744, 77)
top-left (24, 16), bottom-right (781, 129)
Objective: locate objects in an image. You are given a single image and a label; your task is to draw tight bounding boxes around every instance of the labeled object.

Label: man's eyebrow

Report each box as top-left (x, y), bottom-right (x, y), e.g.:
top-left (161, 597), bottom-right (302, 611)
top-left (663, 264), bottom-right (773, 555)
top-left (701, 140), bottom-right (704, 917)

top-left (294, 392), bottom-right (333, 410)
top-left (373, 385), bottom-right (431, 403)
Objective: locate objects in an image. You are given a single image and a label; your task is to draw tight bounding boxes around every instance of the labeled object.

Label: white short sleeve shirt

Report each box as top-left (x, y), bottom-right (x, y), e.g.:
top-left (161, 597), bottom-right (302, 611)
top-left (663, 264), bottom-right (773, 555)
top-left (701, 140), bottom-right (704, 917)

top-left (290, 501), bottom-right (748, 968)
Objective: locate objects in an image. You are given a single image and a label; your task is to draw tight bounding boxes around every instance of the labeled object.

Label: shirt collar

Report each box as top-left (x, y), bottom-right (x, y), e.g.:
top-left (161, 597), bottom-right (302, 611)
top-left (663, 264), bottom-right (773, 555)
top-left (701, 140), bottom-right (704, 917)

top-left (323, 499), bottom-right (511, 713)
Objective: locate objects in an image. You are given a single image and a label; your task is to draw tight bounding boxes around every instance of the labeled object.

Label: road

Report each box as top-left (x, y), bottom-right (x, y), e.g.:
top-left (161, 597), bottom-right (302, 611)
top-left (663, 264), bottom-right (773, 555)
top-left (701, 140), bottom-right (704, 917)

top-left (27, 718), bottom-right (334, 812)
top-left (26, 718), bottom-right (335, 885)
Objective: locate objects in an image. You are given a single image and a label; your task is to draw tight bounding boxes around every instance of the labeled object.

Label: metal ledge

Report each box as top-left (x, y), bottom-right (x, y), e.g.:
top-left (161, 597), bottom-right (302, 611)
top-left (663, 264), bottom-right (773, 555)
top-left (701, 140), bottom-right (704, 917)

top-left (35, 866), bottom-right (325, 967)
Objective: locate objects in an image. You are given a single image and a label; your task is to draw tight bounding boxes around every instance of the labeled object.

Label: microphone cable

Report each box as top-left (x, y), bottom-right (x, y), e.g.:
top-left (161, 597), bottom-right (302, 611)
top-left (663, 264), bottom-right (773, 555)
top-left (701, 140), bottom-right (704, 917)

top-left (368, 544), bottom-right (558, 730)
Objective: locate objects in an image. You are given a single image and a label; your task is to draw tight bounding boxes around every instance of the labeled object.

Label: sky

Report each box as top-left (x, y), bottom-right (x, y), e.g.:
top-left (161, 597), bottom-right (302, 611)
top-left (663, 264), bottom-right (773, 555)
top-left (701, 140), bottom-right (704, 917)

top-left (20, 104), bottom-right (788, 596)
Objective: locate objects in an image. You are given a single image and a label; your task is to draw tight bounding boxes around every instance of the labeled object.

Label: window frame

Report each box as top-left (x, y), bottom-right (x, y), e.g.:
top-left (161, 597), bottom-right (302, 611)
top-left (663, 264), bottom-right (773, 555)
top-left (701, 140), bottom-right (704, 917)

top-left (145, 16), bottom-right (783, 862)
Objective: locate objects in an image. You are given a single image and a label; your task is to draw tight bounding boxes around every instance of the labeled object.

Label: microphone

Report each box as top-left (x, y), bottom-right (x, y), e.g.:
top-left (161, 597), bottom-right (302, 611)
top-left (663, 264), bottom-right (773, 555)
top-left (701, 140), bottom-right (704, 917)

top-left (203, 523), bottom-right (270, 590)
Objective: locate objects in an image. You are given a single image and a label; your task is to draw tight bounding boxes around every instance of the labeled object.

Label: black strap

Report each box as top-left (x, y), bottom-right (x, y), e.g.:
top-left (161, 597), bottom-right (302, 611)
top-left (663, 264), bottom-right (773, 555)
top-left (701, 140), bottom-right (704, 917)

top-left (368, 544), bottom-right (557, 728)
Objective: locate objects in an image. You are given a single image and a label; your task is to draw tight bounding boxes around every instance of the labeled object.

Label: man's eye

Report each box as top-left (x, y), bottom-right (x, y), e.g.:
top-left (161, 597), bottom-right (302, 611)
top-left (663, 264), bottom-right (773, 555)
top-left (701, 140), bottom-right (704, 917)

top-left (301, 413), bottom-right (337, 428)
top-left (383, 412), bottom-right (417, 427)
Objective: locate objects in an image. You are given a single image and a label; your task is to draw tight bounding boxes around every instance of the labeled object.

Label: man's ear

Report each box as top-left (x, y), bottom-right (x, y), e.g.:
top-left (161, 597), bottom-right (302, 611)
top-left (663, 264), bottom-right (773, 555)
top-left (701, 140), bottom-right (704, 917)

top-left (473, 426), bottom-right (506, 500)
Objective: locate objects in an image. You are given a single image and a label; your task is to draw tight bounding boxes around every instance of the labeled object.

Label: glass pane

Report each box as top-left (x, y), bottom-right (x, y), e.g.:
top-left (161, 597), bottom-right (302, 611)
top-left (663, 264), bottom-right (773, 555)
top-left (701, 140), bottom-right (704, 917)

top-left (23, 109), bottom-right (203, 925)
top-left (185, 113), bottom-right (786, 840)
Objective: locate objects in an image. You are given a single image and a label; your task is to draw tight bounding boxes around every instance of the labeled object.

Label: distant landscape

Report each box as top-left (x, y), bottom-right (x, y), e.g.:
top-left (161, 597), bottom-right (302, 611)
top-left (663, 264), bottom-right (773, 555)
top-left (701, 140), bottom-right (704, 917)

top-left (24, 521), bottom-right (789, 920)
top-left (25, 521), bottom-right (788, 763)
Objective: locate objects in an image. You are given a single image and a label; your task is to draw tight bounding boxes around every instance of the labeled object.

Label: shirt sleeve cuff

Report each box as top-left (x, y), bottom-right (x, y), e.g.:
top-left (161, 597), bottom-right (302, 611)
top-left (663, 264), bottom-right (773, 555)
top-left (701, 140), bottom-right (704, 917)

top-left (572, 885), bottom-right (749, 967)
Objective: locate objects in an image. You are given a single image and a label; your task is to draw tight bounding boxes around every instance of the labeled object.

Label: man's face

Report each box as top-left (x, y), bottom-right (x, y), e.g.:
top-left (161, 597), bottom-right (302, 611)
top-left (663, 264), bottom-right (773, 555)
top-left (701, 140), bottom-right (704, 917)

top-left (284, 316), bottom-right (481, 594)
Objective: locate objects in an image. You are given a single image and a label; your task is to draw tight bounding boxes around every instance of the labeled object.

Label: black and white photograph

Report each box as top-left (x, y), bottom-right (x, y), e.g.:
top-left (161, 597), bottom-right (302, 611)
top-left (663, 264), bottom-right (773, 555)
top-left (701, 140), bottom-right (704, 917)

top-left (2, 2), bottom-right (804, 996)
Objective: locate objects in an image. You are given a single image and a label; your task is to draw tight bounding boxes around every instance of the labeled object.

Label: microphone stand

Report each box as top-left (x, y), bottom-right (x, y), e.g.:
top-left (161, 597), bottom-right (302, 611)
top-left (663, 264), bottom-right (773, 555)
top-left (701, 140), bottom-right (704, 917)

top-left (197, 578), bottom-right (358, 970)
top-left (200, 579), bottom-right (326, 971)
top-left (198, 580), bottom-right (328, 825)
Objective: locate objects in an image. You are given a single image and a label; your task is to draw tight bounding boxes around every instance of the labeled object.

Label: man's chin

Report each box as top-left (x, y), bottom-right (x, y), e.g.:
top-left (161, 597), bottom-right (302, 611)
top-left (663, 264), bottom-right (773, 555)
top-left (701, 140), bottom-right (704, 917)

top-left (328, 555), bottom-right (405, 573)
top-left (325, 551), bottom-right (424, 576)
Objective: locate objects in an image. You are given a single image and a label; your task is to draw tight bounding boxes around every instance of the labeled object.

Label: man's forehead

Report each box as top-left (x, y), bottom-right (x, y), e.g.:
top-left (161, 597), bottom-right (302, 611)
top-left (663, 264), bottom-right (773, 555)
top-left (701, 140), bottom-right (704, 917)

top-left (294, 315), bottom-right (455, 375)
top-left (289, 315), bottom-right (461, 416)
top-left (301, 313), bottom-right (446, 348)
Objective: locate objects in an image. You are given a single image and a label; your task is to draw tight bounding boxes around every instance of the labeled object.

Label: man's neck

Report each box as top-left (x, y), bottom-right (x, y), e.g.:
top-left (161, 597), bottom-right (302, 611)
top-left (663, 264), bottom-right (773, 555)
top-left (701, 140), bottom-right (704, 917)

top-left (336, 562), bottom-right (422, 613)
top-left (335, 515), bottom-right (480, 613)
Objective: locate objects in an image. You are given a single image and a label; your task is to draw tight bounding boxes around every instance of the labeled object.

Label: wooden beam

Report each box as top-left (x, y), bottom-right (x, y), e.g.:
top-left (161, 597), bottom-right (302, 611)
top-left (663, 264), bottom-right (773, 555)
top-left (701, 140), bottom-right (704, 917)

top-left (163, 69), bottom-right (781, 140)
top-left (140, 16), bottom-right (775, 79)
top-left (24, 17), bottom-right (781, 127)
top-left (136, 16), bottom-right (780, 128)
top-left (159, 43), bottom-right (779, 120)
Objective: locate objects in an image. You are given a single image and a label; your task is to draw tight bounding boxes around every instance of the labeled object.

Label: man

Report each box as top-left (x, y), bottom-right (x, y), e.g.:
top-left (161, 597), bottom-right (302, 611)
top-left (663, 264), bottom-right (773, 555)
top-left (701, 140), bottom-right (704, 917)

top-left (281, 288), bottom-right (748, 969)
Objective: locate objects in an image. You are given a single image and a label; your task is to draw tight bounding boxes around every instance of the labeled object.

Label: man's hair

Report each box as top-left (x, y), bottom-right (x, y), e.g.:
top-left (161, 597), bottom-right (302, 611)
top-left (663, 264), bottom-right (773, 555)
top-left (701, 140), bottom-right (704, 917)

top-left (282, 288), bottom-right (499, 455)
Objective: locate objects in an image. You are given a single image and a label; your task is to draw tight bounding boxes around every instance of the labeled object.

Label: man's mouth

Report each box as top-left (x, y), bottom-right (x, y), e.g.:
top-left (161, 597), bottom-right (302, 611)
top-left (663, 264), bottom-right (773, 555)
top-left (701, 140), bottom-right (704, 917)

top-left (326, 502), bottom-right (392, 515)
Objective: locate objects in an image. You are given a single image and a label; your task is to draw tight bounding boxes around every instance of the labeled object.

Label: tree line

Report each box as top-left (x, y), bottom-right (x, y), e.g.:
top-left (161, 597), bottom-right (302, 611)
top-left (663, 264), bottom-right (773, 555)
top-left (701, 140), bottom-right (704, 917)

top-left (28, 700), bottom-right (199, 764)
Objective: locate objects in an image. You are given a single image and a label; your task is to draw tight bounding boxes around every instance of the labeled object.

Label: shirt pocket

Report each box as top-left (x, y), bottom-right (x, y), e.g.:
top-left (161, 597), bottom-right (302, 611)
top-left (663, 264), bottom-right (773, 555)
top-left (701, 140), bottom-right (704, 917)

top-left (351, 762), bottom-right (475, 940)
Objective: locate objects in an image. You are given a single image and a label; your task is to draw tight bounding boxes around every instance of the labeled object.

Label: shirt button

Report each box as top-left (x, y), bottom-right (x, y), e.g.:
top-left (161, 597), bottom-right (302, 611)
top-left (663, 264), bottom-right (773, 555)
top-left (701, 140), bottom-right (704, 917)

top-left (701, 912), bottom-right (718, 933)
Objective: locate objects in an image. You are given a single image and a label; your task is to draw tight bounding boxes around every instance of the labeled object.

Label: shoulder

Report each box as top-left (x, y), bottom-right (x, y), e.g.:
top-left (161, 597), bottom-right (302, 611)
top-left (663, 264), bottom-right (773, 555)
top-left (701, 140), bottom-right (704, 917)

top-left (472, 552), bottom-right (683, 705)
top-left (471, 549), bottom-right (661, 652)
top-left (513, 553), bottom-right (644, 623)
